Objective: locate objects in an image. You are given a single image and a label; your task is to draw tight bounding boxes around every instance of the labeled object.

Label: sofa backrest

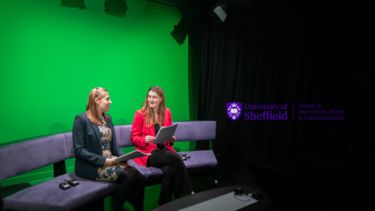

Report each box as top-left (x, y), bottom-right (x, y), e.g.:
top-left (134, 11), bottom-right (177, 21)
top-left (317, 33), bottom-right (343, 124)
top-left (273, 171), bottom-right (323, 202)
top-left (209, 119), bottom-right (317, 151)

top-left (114, 125), bottom-right (133, 147)
top-left (0, 132), bottom-right (74, 180)
top-left (174, 121), bottom-right (217, 141)
top-left (0, 121), bottom-right (216, 180)
top-left (114, 121), bottom-right (217, 147)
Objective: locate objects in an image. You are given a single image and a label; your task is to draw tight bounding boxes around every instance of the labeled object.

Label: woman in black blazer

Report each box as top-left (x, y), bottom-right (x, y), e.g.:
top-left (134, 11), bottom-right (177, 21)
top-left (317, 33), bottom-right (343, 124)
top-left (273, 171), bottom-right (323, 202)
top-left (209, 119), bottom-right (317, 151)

top-left (73, 87), bottom-right (144, 211)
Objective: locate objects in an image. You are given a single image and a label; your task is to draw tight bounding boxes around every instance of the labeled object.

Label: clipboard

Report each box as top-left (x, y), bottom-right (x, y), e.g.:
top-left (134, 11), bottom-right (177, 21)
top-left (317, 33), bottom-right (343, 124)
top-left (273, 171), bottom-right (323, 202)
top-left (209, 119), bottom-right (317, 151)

top-left (154, 124), bottom-right (178, 144)
top-left (115, 150), bottom-right (150, 163)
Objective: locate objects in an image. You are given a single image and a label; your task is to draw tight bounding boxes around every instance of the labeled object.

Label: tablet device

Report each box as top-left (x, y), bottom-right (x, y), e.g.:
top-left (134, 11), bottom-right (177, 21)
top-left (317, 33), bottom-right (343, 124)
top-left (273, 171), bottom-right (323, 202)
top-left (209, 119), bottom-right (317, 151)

top-left (154, 124), bottom-right (178, 144)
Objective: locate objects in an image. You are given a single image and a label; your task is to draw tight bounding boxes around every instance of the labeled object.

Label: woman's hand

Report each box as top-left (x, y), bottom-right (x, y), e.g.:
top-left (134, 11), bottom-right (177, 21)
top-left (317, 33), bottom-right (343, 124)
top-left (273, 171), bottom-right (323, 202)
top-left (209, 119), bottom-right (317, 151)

top-left (104, 157), bottom-right (117, 167)
top-left (145, 135), bottom-right (156, 144)
top-left (168, 136), bottom-right (176, 143)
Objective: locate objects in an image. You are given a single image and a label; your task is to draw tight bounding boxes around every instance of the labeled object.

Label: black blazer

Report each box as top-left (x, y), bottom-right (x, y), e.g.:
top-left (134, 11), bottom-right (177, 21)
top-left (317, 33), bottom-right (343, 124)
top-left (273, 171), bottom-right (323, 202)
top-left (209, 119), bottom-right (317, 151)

top-left (72, 113), bottom-right (123, 180)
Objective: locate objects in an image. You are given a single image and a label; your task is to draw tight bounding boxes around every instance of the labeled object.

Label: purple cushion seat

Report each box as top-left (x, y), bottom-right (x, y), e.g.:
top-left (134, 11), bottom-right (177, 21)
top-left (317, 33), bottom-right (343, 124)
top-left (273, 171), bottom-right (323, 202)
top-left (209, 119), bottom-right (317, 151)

top-left (127, 150), bottom-right (217, 180)
top-left (127, 160), bottom-right (164, 179)
top-left (178, 150), bottom-right (218, 169)
top-left (3, 174), bottom-right (118, 211)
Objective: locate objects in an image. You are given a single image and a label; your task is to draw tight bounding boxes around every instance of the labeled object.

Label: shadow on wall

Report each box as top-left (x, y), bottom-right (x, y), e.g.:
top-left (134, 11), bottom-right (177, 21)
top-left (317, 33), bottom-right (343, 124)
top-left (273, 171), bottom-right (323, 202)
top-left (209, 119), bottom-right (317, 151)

top-left (114, 118), bottom-right (129, 125)
top-left (48, 123), bottom-right (69, 134)
top-left (60, 0), bottom-right (128, 17)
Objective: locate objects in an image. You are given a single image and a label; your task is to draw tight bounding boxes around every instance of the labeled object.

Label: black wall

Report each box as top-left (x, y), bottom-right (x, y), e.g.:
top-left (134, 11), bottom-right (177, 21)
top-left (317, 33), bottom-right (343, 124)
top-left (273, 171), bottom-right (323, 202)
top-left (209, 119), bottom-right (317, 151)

top-left (189, 0), bottom-right (367, 210)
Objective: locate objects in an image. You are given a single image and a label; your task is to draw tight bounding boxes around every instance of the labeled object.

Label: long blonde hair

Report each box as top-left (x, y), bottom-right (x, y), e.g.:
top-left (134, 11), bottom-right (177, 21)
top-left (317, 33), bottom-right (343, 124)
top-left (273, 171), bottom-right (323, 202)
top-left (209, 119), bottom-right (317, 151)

top-left (140, 86), bottom-right (166, 127)
top-left (86, 87), bottom-right (109, 124)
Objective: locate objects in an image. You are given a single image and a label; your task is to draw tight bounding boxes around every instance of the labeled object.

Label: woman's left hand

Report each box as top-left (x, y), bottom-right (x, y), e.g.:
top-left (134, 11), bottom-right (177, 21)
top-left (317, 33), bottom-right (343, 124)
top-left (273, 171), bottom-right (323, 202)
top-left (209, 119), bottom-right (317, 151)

top-left (104, 157), bottom-right (117, 167)
top-left (168, 136), bottom-right (176, 143)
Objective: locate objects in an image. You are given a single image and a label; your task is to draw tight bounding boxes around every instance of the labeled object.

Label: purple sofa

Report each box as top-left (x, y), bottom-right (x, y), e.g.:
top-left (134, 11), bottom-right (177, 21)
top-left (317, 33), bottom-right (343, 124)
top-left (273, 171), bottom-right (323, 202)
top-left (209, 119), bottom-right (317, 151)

top-left (117, 121), bottom-right (218, 184)
top-left (0, 121), bottom-right (217, 210)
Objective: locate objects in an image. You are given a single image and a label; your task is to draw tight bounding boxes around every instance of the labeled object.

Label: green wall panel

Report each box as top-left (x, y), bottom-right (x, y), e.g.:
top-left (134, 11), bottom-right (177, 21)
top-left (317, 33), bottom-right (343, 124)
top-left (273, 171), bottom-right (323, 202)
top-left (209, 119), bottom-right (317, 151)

top-left (0, 0), bottom-right (190, 193)
top-left (0, 0), bottom-right (189, 144)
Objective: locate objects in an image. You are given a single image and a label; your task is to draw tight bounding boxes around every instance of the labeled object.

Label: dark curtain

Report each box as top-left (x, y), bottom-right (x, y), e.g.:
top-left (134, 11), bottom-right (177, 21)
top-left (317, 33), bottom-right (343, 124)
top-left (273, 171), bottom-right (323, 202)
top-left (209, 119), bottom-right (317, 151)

top-left (193, 0), bottom-right (367, 209)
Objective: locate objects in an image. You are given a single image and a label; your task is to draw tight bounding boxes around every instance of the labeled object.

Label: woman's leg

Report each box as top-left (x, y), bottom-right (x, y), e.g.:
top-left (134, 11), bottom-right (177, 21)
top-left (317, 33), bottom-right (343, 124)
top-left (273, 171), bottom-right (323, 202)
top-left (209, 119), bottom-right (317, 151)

top-left (113, 167), bottom-right (144, 211)
top-left (148, 148), bottom-right (192, 205)
top-left (158, 165), bottom-right (175, 205)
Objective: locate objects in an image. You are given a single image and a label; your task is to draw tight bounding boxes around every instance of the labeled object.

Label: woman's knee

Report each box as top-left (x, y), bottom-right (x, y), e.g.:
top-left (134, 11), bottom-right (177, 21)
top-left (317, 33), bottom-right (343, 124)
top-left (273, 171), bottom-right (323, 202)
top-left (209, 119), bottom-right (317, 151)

top-left (128, 167), bottom-right (144, 181)
top-left (118, 167), bottom-right (143, 183)
top-left (160, 165), bottom-right (175, 175)
top-left (166, 151), bottom-right (183, 165)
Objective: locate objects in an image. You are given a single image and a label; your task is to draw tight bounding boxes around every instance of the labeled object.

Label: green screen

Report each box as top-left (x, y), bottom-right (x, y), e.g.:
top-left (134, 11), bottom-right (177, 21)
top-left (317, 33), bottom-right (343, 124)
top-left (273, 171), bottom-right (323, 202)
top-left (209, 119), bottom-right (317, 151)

top-left (0, 1), bottom-right (191, 203)
top-left (0, 0), bottom-right (189, 145)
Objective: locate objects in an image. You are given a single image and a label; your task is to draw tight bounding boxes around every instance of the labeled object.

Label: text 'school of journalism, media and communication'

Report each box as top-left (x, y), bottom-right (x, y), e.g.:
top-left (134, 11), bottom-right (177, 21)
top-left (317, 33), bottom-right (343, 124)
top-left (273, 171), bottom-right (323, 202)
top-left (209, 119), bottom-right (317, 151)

top-left (226, 102), bottom-right (345, 121)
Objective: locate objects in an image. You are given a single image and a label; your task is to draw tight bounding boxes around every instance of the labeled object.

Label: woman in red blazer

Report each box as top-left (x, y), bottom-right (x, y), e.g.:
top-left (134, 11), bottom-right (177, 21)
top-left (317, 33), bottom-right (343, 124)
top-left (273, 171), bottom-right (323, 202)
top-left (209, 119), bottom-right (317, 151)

top-left (131, 86), bottom-right (193, 205)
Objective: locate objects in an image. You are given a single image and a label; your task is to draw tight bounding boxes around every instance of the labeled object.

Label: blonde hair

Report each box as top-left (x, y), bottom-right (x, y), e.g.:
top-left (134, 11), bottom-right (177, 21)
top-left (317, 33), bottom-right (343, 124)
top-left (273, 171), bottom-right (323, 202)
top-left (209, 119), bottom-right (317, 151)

top-left (86, 87), bottom-right (109, 124)
top-left (140, 86), bottom-right (166, 127)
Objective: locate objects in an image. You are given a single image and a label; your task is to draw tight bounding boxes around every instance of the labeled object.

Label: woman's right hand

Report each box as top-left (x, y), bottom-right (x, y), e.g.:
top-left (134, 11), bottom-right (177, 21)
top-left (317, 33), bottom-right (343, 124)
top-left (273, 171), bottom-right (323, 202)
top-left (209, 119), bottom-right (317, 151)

top-left (104, 157), bottom-right (117, 167)
top-left (145, 135), bottom-right (156, 144)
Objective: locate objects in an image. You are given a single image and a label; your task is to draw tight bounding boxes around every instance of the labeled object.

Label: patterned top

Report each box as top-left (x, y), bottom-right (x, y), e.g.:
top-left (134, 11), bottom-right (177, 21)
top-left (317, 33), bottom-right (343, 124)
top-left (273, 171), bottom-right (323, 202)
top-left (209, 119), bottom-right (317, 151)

top-left (96, 117), bottom-right (126, 182)
top-left (99, 120), bottom-right (113, 158)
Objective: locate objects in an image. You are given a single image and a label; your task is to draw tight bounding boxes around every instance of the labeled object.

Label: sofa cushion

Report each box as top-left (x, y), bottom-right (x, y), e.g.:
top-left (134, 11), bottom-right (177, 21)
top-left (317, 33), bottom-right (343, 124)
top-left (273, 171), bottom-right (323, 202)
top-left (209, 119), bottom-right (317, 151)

top-left (127, 160), bottom-right (164, 181)
top-left (3, 174), bottom-right (118, 211)
top-left (127, 150), bottom-right (217, 182)
top-left (178, 150), bottom-right (218, 169)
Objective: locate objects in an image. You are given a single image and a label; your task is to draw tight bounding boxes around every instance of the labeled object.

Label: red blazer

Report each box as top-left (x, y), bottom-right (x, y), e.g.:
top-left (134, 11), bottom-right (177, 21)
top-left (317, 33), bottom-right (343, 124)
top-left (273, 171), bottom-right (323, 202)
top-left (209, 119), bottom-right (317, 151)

top-left (131, 108), bottom-right (175, 166)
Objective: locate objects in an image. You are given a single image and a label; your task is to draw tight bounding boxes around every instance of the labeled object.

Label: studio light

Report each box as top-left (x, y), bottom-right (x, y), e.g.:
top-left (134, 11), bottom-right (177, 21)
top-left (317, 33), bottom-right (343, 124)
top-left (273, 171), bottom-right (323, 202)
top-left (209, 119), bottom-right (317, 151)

top-left (209, 1), bottom-right (227, 23)
top-left (170, 16), bottom-right (188, 45)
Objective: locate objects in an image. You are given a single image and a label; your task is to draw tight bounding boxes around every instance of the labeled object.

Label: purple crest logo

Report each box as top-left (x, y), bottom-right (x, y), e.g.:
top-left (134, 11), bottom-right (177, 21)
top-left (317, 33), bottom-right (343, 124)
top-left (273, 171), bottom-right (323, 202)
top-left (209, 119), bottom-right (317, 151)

top-left (226, 102), bottom-right (242, 121)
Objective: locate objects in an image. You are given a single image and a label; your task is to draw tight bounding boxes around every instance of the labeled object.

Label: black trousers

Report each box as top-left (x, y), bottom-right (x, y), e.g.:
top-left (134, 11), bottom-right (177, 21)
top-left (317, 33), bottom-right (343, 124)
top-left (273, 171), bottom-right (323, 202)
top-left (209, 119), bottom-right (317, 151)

top-left (113, 167), bottom-right (145, 211)
top-left (147, 147), bottom-right (192, 205)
